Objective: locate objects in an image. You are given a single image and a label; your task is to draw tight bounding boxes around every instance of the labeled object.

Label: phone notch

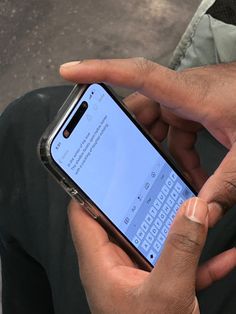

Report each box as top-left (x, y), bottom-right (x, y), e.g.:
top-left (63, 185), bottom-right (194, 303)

top-left (63, 101), bottom-right (88, 138)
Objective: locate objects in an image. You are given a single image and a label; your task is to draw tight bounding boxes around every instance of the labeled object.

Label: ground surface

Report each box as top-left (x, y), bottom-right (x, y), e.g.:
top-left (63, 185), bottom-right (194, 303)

top-left (0, 0), bottom-right (201, 111)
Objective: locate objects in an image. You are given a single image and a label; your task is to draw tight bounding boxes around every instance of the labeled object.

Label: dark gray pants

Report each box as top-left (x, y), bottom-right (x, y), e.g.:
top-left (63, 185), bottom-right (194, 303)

top-left (1, 86), bottom-right (236, 314)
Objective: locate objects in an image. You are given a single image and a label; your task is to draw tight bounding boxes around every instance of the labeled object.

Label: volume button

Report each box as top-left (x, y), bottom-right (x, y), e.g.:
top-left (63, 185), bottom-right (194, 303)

top-left (84, 204), bottom-right (98, 219)
top-left (61, 180), bottom-right (84, 205)
top-left (72, 192), bottom-right (85, 206)
top-left (70, 188), bottom-right (79, 196)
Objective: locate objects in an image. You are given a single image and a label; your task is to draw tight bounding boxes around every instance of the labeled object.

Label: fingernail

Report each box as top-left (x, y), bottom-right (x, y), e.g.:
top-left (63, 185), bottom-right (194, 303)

top-left (185, 197), bottom-right (208, 224)
top-left (60, 61), bottom-right (82, 68)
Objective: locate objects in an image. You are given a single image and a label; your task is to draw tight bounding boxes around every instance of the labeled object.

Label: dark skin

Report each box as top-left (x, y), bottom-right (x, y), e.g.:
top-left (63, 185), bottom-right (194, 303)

top-left (60, 58), bottom-right (236, 313)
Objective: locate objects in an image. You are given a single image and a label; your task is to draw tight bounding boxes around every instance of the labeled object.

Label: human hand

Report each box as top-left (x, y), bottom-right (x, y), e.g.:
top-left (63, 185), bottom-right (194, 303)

top-left (69, 198), bottom-right (236, 314)
top-left (60, 59), bottom-right (236, 226)
top-left (122, 92), bottom-right (207, 191)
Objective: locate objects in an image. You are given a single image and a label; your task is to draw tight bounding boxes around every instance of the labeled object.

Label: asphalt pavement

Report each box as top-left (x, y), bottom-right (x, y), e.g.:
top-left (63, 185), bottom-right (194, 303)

top-left (0, 0), bottom-right (201, 111)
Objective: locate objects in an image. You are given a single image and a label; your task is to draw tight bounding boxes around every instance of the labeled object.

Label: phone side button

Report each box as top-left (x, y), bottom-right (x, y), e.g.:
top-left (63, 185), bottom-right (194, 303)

top-left (70, 188), bottom-right (79, 196)
top-left (68, 188), bottom-right (85, 206)
top-left (84, 205), bottom-right (98, 220)
top-left (61, 181), bottom-right (84, 203)
top-left (74, 195), bottom-right (85, 206)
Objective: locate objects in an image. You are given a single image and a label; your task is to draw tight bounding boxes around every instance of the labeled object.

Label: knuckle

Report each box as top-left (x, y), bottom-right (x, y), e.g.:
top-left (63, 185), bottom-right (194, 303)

top-left (168, 231), bottom-right (201, 255)
top-left (133, 57), bottom-right (156, 77)
top-left (219, 178), bottom-right (236, 209)
top-left (97, 59), bottom-right (112, 81)
top-left (209, 171), bottom-right (236, 209)
top-left (179, 70), bottom-right (210, 101)
top-left (223, 177), bottom-right (236, 196)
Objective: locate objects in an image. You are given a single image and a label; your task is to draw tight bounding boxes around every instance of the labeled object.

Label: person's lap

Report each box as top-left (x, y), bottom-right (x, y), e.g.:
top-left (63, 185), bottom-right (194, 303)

top-left (0, 86), bottom-right (89, 314)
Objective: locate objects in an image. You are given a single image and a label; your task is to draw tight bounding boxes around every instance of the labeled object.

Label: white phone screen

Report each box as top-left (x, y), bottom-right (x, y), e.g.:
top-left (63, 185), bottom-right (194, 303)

top-left (51, 84), bottom-right (195, 266)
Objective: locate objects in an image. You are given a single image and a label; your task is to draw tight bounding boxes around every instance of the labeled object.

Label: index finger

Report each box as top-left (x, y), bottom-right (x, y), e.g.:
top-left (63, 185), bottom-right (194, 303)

top-left (60, 58), bottom-right (173, 95)
top-left (59, 58), bottom-right (204, 123)
top-left (68, 200), bottom-right (109, 261)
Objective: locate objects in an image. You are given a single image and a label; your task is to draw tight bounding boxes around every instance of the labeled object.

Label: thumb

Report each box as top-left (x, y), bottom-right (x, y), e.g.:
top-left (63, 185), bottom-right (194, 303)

top-left (150, 197), bottom-right (208, 291)
top-left (199, 144), bottom-right (236, 227)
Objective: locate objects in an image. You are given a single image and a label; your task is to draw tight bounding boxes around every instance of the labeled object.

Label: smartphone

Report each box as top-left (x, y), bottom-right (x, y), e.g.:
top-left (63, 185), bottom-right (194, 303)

top-left (38, 83), bottom-right (196, 270)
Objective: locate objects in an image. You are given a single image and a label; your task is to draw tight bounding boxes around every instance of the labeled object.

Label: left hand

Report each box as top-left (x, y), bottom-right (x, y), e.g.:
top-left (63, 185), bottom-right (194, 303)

top-left (69, 198), bottom-right (236, 314)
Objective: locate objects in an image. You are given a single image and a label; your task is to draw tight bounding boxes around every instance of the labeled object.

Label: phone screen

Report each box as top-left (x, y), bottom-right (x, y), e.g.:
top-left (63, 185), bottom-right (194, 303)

top-left (51, 83), bottom-right (195, 267)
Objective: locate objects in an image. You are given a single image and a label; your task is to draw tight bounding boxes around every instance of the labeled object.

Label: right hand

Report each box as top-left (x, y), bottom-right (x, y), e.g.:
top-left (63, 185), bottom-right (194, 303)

top-left (60, 59), bottom-right (236, 226)
top-left (69, 197), bottom-right (236, 313)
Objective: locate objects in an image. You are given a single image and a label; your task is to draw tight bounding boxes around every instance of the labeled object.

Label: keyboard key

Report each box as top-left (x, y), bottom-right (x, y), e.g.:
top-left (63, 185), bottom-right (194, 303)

top-left (132, 236), bottom-right (141, 248)
top-left (171, 190), bottom-right (178, 200)
top-left (136, 228), bottom-right (145, 240)
top-left (163, 204), bottom-right (170, 215)
top-left (149, 206), bottom-right (157, 217)
top-left (124, 217), bottom-right (130, 225)
top-left (167, 196), bottom-right (174, 207)
top-left (145, 214), bottom-right (153, 225)
top-left (177, 197), bottom-right (184, 207)
top-left (146, 232), bottom-right (154, 244)
top-left (141, 221), bottom-right (149, 232)
top-left (150, 225), bottom-right (158, 236)
top-left (174, 182), bottom-right (183, 193)
top-left (183, 188), bottom-right (192, 198)
top-left (158, 192), bottom-right (165, 203)
top-left (173, 204), bottom-right (179, 213)
top-left (153, 240), bottom-right (162, 252)
top-left (158, 233), bottom-right (165, 244)
top-left (170, 212), bottom-right (176, 221)
top-left (148, 250), bottom-right (157, 263)
top-left (154, 218), bottom-right (162, 229)
top-left (162, 185), bottom-right (169, 196)
top-left (154, 198), bottom-right (161, 210)
top-left (166, 177), bottom-right (173, 188)
top-left (166, 218), bottom-right (172, 228)
top-left (170, 171), bottom-right (177, 181)
top-left (158, 211), bottom-right (166, 222)
top-left (162, 226), bottom-right (169, 236)
top-left (141, 240), bottom-right (150, 251)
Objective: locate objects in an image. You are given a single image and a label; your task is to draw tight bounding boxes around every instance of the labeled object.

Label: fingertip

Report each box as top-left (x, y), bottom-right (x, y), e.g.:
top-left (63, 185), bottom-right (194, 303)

top-left (59, 65), bottom-right (69, 79)
top-left (184, 197), bottom-right (208, 225)
top-left (197, 247), bottom-right (236, 290)
top-left (68, 200), bottom-right (110, 258)
top-left (208, 202), bottom-right (224, 227)
top-left (68, 199), bottom-right (97, 237)
top-left (68, 199), bottom-right (83, 221)
top-left (59, 60), bottom-right (83, 80)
